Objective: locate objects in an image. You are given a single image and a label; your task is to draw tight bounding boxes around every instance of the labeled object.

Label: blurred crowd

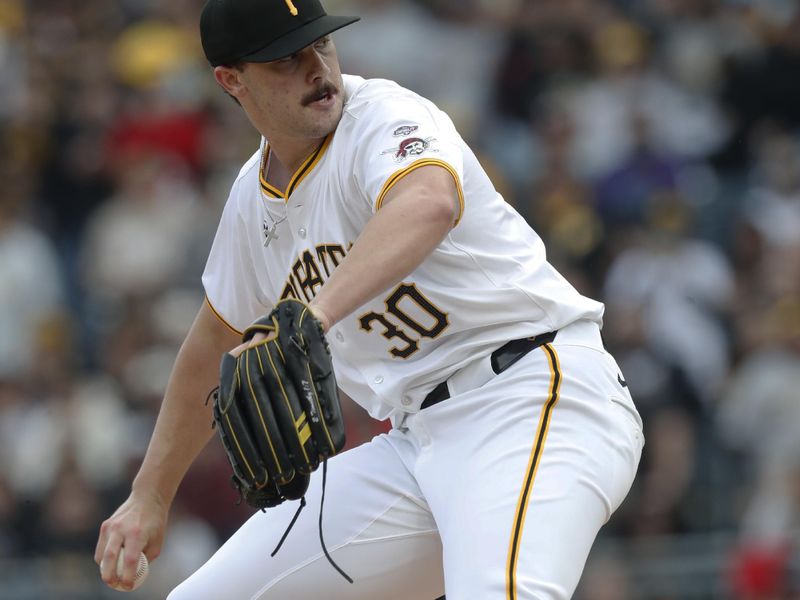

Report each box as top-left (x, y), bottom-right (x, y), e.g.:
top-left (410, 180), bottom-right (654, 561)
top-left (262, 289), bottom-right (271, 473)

top-left (1, 0), bottom-right (799, 598)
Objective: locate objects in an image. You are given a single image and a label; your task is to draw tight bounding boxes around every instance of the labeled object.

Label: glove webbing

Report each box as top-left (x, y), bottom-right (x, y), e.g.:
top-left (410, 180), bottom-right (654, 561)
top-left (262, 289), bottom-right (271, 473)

top-left (270, 460), bottom-right (353, 584)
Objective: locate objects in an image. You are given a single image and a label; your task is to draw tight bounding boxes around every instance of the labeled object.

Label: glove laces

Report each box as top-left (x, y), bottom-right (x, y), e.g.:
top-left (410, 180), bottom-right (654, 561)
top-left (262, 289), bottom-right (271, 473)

top-left (270, 460), bottom-right (353, 584)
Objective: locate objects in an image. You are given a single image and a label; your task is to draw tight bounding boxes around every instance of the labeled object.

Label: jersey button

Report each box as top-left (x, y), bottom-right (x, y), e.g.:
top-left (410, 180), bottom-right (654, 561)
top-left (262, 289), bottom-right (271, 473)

top-left (298, 227), bottom-right (307, 239)
top-left (373, 376), bottom-right (384, 384)
top-left (401, 397), bottom-right (412, 406)
top-left (335, 332), bottom-right (344, 342)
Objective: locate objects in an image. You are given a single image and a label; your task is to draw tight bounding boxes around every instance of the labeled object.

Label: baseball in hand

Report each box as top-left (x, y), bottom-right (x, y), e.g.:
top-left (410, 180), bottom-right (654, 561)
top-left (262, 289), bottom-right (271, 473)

top-left (109, 548), bottom-right (149, 592)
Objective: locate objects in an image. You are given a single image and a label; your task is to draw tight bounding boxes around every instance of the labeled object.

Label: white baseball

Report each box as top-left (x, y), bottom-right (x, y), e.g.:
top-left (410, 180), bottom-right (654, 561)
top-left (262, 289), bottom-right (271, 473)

top-left (109, 548), bottom-right (149, 592)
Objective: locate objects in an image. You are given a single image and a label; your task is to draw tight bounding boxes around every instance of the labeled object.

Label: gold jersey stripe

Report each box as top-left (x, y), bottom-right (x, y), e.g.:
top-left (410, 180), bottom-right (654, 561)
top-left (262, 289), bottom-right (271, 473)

top-left (374, 158), bottom-right (465, 226)
top-left (505, 343), bottom-right (562, 600)
top-left (259, 134), bottom-right (333, 200)
top-left (259, 143), bottom-right (282, 198)
top-left (259, 141), bottom-right (282, 197)
top-left (287, 134), bottom-right (332, 196)
top-left (205, 296), bottom-right (243, 335)
top-left (260, 177), bottom-right (283, 199)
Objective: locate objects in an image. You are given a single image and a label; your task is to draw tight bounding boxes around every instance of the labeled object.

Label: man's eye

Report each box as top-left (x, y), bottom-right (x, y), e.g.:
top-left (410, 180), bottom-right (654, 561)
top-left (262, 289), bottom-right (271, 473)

top-left (315, 37), bottom-right (330, 49)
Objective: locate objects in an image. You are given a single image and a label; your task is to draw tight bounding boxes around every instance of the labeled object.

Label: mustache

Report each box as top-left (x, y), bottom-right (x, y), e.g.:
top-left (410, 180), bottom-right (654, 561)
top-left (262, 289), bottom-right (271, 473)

top-left (301, 82), bottom-right (338, 106)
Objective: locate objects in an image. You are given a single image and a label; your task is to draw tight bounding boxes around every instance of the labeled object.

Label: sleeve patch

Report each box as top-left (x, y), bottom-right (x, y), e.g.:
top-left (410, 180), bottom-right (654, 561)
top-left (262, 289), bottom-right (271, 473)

top-left (381, 137), bottom-right (439, 164)
top-left (392, 125), bottom-right (419, 137)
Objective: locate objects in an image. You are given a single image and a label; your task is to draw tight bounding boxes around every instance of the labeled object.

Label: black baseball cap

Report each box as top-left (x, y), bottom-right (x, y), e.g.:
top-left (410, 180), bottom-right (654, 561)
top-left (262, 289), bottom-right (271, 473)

top-left (200, 0), bottom-right (359, 66)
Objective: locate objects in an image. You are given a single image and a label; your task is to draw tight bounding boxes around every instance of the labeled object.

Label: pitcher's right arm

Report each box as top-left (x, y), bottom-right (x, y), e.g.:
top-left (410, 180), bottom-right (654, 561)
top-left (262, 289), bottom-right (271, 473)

top-left (95, 300), bottom-right (241, 591)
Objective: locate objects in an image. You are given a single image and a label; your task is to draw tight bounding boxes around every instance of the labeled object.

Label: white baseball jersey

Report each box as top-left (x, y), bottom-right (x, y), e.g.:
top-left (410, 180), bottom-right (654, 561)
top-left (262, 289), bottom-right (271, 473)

top-left (202, 74), bottom-right (604, 421)
top-left (176, 74), bottom-right (642, 600)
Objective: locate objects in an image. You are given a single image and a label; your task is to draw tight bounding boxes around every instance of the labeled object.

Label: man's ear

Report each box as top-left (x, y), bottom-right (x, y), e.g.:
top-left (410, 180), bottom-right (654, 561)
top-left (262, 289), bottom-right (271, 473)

top-left (214, 66), bottom-right (246, 99)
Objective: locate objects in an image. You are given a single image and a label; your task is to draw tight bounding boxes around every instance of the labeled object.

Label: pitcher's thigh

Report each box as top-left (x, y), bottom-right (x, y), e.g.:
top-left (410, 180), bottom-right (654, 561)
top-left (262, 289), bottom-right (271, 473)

top-left (425, 345), bottom-right (642, 599)
top-left (441, 429), bottom-right (639, 599)
top-left (168, 433), bottom-right (445, 600)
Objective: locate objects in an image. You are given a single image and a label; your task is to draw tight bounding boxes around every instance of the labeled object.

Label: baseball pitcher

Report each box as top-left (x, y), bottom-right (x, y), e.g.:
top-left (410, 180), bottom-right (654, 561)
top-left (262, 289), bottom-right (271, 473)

top-left (95, 0), bottom-right (644, 598)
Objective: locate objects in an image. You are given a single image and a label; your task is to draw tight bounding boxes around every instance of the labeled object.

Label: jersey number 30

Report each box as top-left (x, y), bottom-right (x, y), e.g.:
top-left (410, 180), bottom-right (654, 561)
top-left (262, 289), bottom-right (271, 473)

top-left (359, 283), bottom-right (449, 358)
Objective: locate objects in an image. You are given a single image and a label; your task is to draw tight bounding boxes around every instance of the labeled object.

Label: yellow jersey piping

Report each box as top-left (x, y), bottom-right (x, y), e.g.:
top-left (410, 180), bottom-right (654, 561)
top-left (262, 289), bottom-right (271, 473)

top-left (505, 343), bottom-right (562, 600)
top-left (259, 134), bottom-right (333, 200)
top-left (374, 158), bottom-right (465, 226)
top-left (205, 296), bottom-right (243, 336)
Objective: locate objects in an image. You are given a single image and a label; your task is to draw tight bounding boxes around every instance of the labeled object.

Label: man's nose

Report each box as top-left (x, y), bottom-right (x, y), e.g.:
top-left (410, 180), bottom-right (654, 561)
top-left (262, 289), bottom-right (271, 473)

top-left (303, 46), bottom-right (330, 81)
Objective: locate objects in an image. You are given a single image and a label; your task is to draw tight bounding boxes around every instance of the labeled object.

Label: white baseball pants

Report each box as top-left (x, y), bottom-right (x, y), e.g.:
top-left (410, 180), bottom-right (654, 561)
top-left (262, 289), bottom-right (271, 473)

top-left (168, 320), bottom-right (643, 600)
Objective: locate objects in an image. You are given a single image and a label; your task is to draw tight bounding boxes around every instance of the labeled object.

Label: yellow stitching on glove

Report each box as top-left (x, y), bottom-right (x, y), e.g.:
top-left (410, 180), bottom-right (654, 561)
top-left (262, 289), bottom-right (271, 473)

top-left (265, 341), bottom-right (312, 464)
top-left (273, 337), bottom-right (285, 363)
top-left (246, 324), bottom-right (279, 343)
top-left (246, 350), bottom-right (282, 473)
top-left (225, 413), bottom-right (257, 481)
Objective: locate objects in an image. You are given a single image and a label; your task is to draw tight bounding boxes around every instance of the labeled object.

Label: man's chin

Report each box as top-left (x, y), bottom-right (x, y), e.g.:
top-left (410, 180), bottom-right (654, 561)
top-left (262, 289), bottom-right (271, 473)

top-left (305, 102), bottom-right (344, 137)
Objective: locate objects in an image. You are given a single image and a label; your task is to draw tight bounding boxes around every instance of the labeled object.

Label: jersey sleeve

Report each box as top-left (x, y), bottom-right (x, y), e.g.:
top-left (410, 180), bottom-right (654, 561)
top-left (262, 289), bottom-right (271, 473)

top-left (202, 186), bottom-right (268, 335)
top-left (351, 94), bottom-right (465, 222)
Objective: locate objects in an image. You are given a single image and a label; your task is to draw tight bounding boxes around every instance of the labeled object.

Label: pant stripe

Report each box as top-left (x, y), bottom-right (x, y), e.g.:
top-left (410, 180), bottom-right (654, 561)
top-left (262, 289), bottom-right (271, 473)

top-left (506, 343), bottom-right (562, 600)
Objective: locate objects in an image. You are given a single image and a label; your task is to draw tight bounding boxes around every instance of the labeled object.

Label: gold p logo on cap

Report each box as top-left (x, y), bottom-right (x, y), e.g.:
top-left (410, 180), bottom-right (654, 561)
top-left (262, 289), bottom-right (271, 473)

top-left (284, 0), bottom-right (299, 15)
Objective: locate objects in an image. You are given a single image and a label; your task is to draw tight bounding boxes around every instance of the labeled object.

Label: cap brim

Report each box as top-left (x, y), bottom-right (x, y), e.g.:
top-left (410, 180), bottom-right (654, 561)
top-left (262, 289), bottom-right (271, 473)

top-left (241, 15), bottom-right (359, 62)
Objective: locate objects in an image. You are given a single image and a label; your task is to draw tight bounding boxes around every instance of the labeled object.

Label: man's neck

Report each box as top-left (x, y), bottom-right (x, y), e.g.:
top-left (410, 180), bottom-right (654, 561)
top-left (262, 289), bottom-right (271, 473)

top-left (271, 137), bottom-right (323, 172)
top-left (262, 135), bottom-right (325, 191)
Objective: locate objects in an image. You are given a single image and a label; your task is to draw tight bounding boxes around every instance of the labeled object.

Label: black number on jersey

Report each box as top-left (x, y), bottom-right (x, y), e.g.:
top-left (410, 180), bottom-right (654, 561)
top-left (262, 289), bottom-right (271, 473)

top-left (359, 283), bottom-right (449, 358)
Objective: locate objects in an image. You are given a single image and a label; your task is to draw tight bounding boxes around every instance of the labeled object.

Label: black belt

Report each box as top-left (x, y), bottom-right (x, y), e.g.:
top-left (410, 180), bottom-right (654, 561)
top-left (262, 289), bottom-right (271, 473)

top-left (420, 330), bottom-right (557, 409)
